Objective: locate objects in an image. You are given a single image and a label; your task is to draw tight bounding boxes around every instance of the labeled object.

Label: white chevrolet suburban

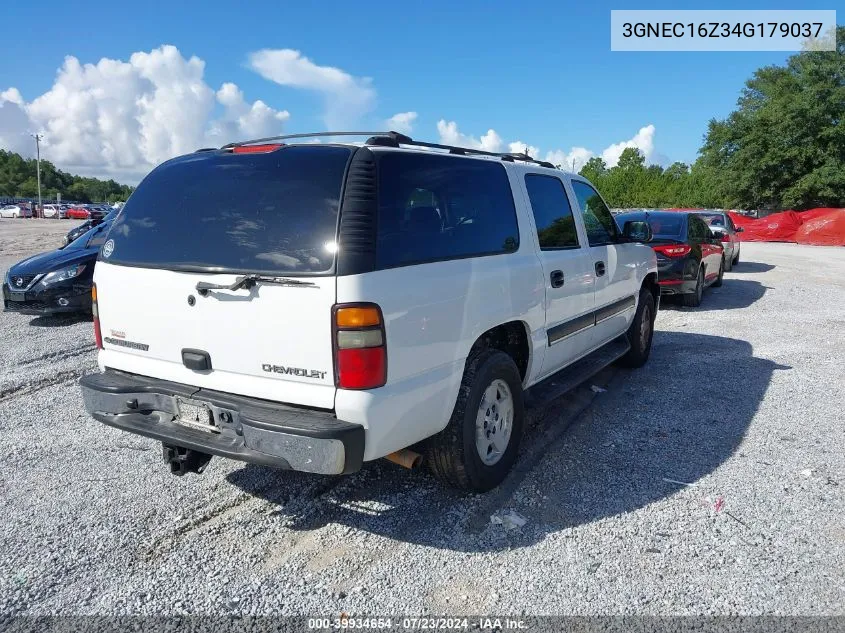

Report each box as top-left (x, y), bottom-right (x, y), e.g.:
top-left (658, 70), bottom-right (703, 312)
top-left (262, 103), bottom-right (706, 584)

top-left (80, 131), bottom-right (658, 492)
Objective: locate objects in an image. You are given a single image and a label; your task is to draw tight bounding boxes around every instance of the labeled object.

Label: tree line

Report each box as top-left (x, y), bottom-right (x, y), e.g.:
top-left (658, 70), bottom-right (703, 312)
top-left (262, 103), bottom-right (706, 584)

top-left (581, 27), bottom-right (844, 211)
top-left (0, 150), bottom-right (134, 203)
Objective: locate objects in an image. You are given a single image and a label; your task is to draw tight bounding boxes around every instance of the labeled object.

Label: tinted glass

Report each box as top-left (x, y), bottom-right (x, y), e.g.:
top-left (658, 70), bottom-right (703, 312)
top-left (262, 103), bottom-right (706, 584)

top-left (65, 223), bottom-right (105, 250)
top-left (524, 175), bottom-right (579, 249)
top-left (571, 181), bottom-right (617, 246)
top-left (650, 215), bottom-right (684, 238)
top-left (106, 146), bottom-right (351, 273)
top-left (87, 223), bottom-right (112, 249)
top-left (375, 153), bottom-right (519, 269)
top-left (688, 216), bottom-right (707, 240)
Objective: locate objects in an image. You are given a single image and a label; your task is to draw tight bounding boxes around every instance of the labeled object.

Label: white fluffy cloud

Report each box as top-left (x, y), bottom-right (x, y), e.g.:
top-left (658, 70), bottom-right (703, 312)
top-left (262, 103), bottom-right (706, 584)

top-left (248, 49), bottom-right (375, 129)
top-left (385, 111), bottom-right (417, 134)
top-left (1, 45), bottom-right (289, 181)
top-left (436, 120), bottom-right (505, 153)
top-left (600, 124), bottom-right (656, 167)
top-left (209, 82), bottom-right (290, 142)
top-left (436, 120), bottom-right (661, 171)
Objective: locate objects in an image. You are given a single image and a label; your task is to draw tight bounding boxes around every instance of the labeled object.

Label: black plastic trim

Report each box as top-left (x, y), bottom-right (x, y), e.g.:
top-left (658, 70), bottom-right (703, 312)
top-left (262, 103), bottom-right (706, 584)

top-left (336, 147), bottom-right (378, 276)
top-left (182, 348), bottom-right (212, 371)
top-left (546, 294), bottom-right (637, 346)
top-left (595, 294), bottom-right (636, 323)
top-left (548, 312), bottom-right (595, 345)
top-left (80, 370), bottom-right (364, 474)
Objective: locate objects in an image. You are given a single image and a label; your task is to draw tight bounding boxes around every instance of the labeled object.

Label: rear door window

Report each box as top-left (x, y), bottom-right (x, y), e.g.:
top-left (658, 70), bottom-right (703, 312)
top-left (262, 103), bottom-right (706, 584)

top-left (374, 152), bottom-right (519, 269)
top-left (524, 174), bottom-right (580, 249)
top-left (105, 145), bottom-right (352, 274)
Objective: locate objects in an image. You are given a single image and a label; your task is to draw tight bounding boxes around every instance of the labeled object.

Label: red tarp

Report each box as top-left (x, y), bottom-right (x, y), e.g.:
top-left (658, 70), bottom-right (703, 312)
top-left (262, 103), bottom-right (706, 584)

top-left (795, 209), bottom-right (845, 246)
top-left (726, 208), bottom-right (845, 245)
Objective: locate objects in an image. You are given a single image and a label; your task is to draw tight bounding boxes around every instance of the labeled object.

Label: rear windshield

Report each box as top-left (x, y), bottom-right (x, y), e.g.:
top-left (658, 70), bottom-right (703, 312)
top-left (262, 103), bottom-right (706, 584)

top-left (105, 145), bottom-right (352, 274)
top-left (647, 215), bottom-right (684, 238)
top-left (617, 213), bottom-right (685, 240)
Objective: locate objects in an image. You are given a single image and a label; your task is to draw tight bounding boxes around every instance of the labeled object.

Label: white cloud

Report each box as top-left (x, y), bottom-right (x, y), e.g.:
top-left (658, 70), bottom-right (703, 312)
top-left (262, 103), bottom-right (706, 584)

top-left (0, 99), bottom-right (32, 156)
top-left (248, 49), bottom-right (375, 129)
top-left (601, 124), bottom-right (656, 167)
top-left (436, 120), bottom-right (661, 171)
top-left (209, 82), bottom-right (290, 142)
top-left (0, 88), bottom-right (23, 106)
top-left (1, 45), bottom-right (289, 181)
top-left (385, 111), bottom-right (417, 134)
top-left (545, 147), bottom-right (595, 171)
top-left (436, 120), bottom-right (505, 152)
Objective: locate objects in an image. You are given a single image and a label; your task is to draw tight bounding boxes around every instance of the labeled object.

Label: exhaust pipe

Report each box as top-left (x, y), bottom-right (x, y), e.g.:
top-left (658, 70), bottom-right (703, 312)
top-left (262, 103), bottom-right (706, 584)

top-left (385, 449), bottom-right (423, 469)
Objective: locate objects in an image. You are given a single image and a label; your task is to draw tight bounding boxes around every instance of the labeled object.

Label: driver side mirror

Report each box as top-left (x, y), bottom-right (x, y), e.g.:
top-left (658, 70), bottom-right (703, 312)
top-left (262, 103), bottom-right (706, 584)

top-left (622, 220), bottom-right (652, 243)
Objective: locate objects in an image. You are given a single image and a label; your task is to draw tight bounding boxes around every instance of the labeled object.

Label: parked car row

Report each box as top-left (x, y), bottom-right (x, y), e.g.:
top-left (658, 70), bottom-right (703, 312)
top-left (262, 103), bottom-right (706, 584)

top-left (615, 210), bottom-right (741, 307)
top-left (1, 203), bottom-right (114, 219)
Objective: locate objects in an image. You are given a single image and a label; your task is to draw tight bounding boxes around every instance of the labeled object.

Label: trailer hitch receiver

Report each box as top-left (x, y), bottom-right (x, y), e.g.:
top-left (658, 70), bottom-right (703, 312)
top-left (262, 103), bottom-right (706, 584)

top-left (162, 443), bottom-right (213, 476)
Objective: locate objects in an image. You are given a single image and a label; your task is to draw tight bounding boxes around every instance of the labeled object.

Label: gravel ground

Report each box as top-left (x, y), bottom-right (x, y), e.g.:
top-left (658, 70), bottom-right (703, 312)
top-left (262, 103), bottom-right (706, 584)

top-left (0, 220), bottom-right (843, 618)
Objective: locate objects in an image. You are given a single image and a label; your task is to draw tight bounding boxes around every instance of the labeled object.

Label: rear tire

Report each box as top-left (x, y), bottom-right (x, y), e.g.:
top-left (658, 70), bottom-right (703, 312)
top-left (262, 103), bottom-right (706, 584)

top-left (618, 287), bottom-right (655, 368)
top-left (682, 267), bottom-right (704, 307)
top-left (733, 249), bottom-right (740, 266)
top-left (724, 250), bottom-right (733, 272)
top-left (426, 350), bottom-right (524, 492)
top-left (712, 257), bottom-right (724, 287)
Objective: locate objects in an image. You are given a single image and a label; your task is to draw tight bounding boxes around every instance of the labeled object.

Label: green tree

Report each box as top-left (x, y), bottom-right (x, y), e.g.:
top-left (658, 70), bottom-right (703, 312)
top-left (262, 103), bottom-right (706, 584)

top-left (0, 150), bottom-right (134, 202)
top-left (579, 157), bottom-right (607, 184)
top-left (697, 25), bottom-right (845, 209)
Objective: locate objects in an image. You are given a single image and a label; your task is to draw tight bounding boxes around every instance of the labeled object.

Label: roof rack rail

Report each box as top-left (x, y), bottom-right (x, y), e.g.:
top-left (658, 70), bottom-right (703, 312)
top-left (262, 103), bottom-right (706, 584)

top-left (222, 131), bottom-right (395, 149)
top-left (501, 152), bottom-right (556, 169)
top-left (365, 134), bottom-right (558, 169)
top-left (223, 131), bottom-right (559, 169)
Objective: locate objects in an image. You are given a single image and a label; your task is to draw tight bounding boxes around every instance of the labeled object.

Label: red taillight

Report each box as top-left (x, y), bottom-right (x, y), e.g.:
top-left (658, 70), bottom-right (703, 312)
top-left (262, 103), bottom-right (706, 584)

top-left (336, 347), bottom-right (386, 390)
top-left (92, 285), bottom-right (103, 349)
top-left (652, 244), bottom-right (692, 257)
top-left (333, 304), bottom-right (386, 390)
top-left (232, 143), bottom-right (283, 154)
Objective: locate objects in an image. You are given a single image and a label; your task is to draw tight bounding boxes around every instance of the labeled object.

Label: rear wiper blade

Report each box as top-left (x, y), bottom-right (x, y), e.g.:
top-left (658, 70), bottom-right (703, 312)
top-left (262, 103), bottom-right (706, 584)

top-left (196, 274), bottom-right (316, 296)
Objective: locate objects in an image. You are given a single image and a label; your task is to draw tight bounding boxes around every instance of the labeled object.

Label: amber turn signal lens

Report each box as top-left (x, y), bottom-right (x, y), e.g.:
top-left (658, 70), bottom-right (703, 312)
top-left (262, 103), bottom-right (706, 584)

top-left (335, 306), bottom-right (381, 328)
top-left (91, 286), bottom-right (97, 301)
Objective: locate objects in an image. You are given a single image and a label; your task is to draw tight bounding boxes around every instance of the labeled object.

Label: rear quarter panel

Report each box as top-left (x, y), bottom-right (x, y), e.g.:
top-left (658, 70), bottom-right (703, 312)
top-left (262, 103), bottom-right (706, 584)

top-left (336, 245), bottom-right (545, 460)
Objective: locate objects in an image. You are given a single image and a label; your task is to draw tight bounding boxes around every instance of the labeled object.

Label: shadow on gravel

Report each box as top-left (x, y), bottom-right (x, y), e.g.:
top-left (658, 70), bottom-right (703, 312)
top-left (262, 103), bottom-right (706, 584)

top-left (228, 332), bottom-right (788, 552)
top-left (661, 278), bottom-right (770, 311)
top-left (28, 313), bottom-right (91, 327)
top-left (732, 261), bottom-right (775, 274)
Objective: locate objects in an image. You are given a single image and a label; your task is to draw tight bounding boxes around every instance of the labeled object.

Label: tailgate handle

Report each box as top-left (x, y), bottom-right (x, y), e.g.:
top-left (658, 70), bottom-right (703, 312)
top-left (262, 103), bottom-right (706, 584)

top-left (182, 349), bottom-right (212, 371)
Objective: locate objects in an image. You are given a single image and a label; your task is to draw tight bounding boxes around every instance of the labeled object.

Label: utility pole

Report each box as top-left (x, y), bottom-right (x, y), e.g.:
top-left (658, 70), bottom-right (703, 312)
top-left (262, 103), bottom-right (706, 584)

top-left (30, 134), bottom-right (43, 218)
top-left (572, 158), bottom-right (576, 173)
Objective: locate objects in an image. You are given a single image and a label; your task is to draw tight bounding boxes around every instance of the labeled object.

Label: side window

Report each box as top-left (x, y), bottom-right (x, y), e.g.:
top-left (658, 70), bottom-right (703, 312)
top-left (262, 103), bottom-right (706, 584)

top-left (571, 181), bottom-right (617, 247)
top-left (726, 216), bottom-right (736, 232)
top-left (524, 174), bottom-right (579, 249)
top-left (375, 153), bottom-right (520, 269)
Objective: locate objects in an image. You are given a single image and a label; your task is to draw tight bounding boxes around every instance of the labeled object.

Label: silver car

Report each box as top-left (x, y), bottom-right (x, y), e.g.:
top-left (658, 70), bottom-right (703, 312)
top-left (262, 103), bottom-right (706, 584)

top-left (690, 211), bottom-right (742, 271)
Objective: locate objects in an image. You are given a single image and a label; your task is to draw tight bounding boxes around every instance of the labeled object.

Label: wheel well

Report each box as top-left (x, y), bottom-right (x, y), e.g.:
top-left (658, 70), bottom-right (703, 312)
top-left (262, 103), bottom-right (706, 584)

top-left (467, 321), bottom-right (530, 381)
top-left (643, 272), bottom-right (659, 306)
